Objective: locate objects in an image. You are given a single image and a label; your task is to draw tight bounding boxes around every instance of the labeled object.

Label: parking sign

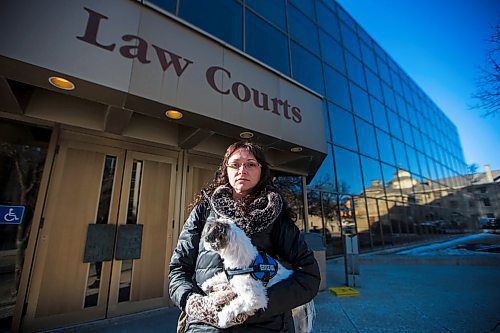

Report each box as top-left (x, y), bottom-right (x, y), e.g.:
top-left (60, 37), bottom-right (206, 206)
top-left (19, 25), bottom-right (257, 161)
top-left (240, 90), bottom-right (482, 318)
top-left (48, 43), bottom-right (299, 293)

top-left (0, 205), bottom-right (25, 225)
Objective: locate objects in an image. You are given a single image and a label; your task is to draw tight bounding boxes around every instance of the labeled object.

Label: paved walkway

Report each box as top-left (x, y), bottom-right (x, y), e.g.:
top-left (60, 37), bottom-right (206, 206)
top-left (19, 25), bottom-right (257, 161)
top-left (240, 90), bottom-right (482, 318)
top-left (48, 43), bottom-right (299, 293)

top-left (46, 234), bottom-right (500, 333)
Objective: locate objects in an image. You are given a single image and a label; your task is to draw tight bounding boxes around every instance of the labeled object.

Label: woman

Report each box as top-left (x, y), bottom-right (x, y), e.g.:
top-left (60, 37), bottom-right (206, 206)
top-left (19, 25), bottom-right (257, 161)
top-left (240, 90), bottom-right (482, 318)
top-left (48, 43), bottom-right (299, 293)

top-left (169, 141), bottom-right (320, 332)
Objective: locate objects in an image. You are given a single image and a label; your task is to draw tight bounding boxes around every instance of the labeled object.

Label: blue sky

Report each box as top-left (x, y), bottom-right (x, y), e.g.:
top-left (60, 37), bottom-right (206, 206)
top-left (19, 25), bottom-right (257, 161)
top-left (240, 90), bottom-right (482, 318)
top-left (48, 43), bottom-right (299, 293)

top-left (336, 0), bottom-right (500, 172)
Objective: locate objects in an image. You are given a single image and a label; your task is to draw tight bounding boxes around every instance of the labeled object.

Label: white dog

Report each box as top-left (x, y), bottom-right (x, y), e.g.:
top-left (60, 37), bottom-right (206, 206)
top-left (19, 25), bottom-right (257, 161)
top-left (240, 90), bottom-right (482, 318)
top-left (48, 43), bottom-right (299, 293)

top-left (201, 218), bottom-right (315, 332)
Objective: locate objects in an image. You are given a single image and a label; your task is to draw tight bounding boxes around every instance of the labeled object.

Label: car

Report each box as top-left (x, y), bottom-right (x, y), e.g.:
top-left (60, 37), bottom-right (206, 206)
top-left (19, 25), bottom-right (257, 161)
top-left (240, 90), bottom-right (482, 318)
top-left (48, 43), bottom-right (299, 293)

top-left (480, 217), bottom-right (499, 231)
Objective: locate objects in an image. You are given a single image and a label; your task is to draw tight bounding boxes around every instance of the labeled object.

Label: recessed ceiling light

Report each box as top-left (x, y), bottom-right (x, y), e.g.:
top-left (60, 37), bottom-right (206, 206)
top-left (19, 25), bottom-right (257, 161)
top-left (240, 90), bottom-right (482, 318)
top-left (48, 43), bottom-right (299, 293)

top-left (165, 110), bottom-right (183, 119)
top-left (290, 146), bottom-right (302, 153)
top-left (48, 76), bottom-right (75, 90)
top-left (239, 131), bottom-right (254, 139)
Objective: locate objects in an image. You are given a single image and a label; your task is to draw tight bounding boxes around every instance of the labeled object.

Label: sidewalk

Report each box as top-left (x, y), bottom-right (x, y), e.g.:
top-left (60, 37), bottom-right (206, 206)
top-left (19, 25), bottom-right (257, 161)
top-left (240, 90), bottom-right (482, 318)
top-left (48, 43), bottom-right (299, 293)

top-left (47, 235), bottom-right (500, 333)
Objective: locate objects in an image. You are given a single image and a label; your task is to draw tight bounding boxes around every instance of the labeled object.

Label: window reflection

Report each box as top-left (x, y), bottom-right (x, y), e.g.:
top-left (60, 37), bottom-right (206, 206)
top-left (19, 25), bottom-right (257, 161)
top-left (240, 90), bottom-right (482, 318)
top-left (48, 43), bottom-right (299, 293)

top-left (346, 53), bottom-right (366, 89)
top-left (290, 42), bottom-right (324, 93)
top-left (179, 0), bottom-right (243, 49)
top-left (319, 30), bottom-right (344, 72)
top-left (316, 2), bottom-right (340, 40)
top-left (288, 4), bottom-right (319, 55)
top-left (393, 139), bottom-right (408, 170)
top-left (0, 120), bottom-right (50, 329)
top-left (329, 104), bottom-right (357, 151)
top-left (308, 144), bottom-right (336, 192)
top-left (350, 83), bottom-right (372, 122)
top-left (246, 10), bottom-right (289, 74)
top-left (387, 110), bottom-right (402, 140)
top-left (333, 146), bottom-right (363, 195)
top-left (340, 23), bottom-right (360, 58)
top-left (377, 58), bottom-right (391, 84)
top-left (246, 0), bottom-right (286, 31)
top-left (360, 41), bottom-right (377, 72)
top-left (376, 129), bottom-right (395, 166)
top-left (289, 0), bottom-right (316, 19)
top-left (361, 156), bottom-right (383, 196)
top-left (355, 118), bottom-right (378, 159)
top-left (365, 69), bottom-right (383, 102)
top-left (324, 65), bottom-right (351, 110)
top-left (273, 174), bottom-right (305, 230)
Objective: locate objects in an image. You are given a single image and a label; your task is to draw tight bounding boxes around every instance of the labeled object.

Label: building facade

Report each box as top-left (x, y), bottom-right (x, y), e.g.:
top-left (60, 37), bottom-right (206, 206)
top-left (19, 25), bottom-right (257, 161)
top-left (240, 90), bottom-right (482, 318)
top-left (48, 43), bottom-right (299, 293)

top-left (0, 0), bottom-right (470, 331)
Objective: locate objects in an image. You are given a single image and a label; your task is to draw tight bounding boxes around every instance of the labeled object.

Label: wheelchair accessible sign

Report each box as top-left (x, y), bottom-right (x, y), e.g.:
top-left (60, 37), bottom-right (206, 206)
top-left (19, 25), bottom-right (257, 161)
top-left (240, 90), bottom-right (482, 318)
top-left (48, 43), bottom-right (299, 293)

top-left (0, 205), bottom-right (25, 225)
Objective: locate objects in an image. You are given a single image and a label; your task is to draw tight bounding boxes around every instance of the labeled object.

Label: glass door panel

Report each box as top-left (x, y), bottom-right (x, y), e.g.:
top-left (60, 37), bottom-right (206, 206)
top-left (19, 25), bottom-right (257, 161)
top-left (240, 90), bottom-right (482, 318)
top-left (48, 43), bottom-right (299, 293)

top-left (0, 120), bottom-right (51, 331)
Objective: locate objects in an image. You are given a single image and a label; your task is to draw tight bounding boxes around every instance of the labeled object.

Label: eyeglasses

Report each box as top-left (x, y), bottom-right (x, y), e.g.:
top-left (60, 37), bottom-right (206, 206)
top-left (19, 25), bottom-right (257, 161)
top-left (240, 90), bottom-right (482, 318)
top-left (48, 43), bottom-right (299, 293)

top-left (226, 161), bottom-right (261, 170)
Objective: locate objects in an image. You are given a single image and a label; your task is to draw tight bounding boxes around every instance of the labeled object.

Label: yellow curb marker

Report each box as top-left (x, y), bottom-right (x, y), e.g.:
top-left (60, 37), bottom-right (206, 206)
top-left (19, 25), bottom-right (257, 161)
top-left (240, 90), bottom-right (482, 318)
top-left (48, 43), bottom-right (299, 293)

top-left (329, 287), bottom-right (360, 297)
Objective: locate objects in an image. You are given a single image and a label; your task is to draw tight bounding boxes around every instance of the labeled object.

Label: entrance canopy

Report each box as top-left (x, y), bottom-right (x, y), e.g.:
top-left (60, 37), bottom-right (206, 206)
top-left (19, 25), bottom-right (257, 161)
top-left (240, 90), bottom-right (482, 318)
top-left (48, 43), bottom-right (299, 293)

top-left (0, 0), bottom-right (327, 179)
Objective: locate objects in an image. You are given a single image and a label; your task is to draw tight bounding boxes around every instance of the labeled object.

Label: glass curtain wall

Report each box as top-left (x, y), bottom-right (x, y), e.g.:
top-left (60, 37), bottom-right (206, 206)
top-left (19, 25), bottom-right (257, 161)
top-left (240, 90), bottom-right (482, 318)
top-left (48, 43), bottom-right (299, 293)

top-left (142, 0), bottom-right (470, 255)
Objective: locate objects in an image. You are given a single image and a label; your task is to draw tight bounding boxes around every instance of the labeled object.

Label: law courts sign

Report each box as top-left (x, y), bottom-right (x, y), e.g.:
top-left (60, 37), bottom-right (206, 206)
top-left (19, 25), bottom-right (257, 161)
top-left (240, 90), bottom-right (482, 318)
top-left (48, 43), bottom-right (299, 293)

top-left (0, 0), bottom-right (326, 153)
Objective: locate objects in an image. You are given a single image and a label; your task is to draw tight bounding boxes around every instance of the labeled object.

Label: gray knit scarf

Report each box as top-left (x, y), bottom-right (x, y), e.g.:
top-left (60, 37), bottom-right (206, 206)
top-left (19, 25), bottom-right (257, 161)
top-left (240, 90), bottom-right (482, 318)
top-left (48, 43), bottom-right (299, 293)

top-left (210, 185), bottom-right (283, 236)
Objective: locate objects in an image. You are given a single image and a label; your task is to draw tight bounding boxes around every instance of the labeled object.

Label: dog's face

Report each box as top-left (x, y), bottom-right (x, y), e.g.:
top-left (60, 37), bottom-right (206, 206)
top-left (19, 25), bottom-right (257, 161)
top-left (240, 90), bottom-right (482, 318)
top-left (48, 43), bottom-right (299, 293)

top-left (203, 219), bottom-right (231, 252)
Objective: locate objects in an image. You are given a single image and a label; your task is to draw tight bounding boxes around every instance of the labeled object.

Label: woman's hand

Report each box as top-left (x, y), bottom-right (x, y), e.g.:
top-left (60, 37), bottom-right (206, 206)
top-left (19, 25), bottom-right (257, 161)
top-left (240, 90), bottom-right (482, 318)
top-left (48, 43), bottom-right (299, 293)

top-left (185, 289), bottom-right (236, 326)
top-left (185, 288), bottom-right (250, 328)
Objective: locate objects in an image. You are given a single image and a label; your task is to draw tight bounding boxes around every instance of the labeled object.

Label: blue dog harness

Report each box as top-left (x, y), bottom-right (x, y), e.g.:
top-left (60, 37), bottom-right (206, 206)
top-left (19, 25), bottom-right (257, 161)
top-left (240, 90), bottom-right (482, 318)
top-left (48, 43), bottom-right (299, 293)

top-left (225, 252), bottom-right (279, 286)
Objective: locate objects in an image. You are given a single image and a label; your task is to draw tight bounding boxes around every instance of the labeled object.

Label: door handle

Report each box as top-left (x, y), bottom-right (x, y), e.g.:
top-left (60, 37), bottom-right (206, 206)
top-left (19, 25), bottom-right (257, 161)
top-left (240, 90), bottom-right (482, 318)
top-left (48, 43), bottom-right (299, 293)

top-left (115, 224), bottom-right (143, 260)
top-left (83, 224), bottom-right (115, 263)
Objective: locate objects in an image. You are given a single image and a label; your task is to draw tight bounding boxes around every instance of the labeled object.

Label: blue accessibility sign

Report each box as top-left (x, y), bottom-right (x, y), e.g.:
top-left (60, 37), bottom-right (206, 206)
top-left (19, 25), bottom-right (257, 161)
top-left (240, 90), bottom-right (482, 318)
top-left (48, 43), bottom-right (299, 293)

top-left (0, 205), bottom-right (25, 225)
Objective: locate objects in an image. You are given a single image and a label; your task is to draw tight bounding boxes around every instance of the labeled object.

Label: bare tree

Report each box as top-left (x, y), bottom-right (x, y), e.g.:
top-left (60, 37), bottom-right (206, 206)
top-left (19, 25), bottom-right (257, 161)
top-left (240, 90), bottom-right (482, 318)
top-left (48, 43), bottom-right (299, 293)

top-left (466, 163), bottom-right (479, 185)
top-left (470, 25), bottom-right (500, 117)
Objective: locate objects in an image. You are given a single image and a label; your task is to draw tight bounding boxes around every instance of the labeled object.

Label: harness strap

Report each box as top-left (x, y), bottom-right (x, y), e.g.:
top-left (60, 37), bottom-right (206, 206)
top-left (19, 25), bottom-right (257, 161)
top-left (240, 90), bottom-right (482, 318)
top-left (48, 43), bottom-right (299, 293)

top-left (224, 252), bottom-right (278, 287)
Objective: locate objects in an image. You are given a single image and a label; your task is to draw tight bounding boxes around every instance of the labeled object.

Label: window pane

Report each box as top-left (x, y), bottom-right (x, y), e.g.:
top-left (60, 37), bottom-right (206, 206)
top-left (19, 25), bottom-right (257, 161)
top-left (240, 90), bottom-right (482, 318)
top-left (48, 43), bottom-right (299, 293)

top-left (334, 146), bottom-right (363, 195)
top-left (290, 42), bottom-right (324, 93)
top-left (356, 117), bottom-right (378, 159)
top-left (246, 0), bottom-right (286, 30)
top-left (365, 68), bottom-right (383, 102)
top-left (406, 146), bottom-right (422, 176)
top-left (381, 163), bottom-right (402, 200)
top-left (400, 119), bottom-right (414, 147)
top-left (316, 1), bottom-right (340, 40)
top-left (289, 0), bottom-right (316, 19)
top-left (393, 139), bottom-right (409, 171)
top-left (377, 57), bottom-right (391, 84)
top-left (382, 82), bottom-right (396, 110)
top-left (319, 30), bottom-right (344, 72)
top-left (387, 109), bottom-right (403, 140)
top-left (345, 52), bottom-right (365, 88)
top-left (274, 175), bottom-right (305, 229)
top-left (324, 65), bottom-right (351, 110)
top-left (308, 144), bottom-right (336, 192)
top-left (246, 10), bottom-right (289, 74)
top-left (340, 23), bottom-right (360, 58)
top-left (360, 41), bottom-right (377, 72)
top-left (288, 5), bottom-right (320, 54)
top-left (371, 97), bottom-right (389, 132)
top-left (179, 0), bottom-right (242, 49)
top-left (0, 120), bottom-right (50, 325)
top-left (330, 104), bottom-right (357, 151)
top-left (361, 156), bottom-right (383, 195)
top-left (391, 70), bottom-right (403, 95)
top-left (376, 129), bottom-right (395, 165)
top-left (350, 83), bottom-right (372, 122)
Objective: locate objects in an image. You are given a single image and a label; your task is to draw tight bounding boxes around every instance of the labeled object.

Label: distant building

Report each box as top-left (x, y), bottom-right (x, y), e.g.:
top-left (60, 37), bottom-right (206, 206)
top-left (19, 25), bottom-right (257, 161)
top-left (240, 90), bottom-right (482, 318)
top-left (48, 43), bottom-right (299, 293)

top-left (347, 165), bottom-right (500, 249)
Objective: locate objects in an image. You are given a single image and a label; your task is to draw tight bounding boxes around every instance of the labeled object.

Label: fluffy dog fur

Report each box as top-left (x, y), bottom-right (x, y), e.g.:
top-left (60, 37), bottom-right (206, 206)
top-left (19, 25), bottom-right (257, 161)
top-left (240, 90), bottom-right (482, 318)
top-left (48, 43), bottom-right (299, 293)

top-left (201, 218), bottom-right (315, 332)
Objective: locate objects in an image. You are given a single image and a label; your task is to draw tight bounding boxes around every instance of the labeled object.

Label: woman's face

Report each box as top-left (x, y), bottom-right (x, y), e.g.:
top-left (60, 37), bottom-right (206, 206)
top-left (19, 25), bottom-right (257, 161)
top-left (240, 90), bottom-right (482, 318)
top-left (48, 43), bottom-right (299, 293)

top-left (226, 148), bottom-right (262, 197)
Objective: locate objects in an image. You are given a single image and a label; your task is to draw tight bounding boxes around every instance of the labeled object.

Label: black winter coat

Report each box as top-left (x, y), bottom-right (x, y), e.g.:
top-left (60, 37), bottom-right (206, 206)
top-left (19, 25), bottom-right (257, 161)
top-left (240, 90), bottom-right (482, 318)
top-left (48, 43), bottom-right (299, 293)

top-left (169, 200), bottom-right (321, 333)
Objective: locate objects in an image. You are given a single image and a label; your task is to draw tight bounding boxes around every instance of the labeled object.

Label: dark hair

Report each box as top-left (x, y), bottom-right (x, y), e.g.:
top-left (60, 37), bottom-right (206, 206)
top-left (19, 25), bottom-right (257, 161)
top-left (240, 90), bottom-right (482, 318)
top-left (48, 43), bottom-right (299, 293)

top-left (190, 141), bottom-right (296, 221)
